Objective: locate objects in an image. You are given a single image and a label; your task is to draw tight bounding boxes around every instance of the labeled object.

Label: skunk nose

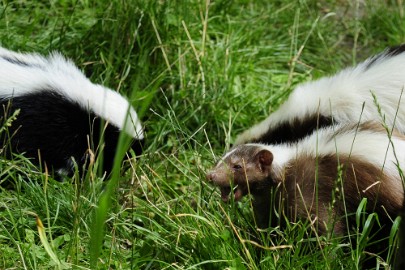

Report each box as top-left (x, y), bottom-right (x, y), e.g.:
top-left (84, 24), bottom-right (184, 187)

top-left (206, 171), bottom-right (215, 182)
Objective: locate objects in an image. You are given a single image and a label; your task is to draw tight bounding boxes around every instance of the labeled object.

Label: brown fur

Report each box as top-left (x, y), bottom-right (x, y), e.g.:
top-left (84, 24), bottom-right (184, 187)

top-left (207, 144), bottom-right (404, 235)
top-left (207, 146), bottom-right (279, 202)
top-left (279, 154), bottom-right (402, 235)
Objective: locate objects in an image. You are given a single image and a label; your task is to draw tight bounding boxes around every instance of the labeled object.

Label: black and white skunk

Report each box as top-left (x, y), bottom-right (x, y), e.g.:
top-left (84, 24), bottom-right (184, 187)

top-left (208, 122), bottom-right (405, 233)
top-left (0, 47), bottom-right (144, 177)
top-left (235, 45), bottom-right (405, 145)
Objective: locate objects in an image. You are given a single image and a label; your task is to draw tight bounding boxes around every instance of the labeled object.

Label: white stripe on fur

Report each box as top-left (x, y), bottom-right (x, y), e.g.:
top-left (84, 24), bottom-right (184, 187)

top-left (235, 49), bottom-right (405, 144)
top-left (255, 123), bottom-right (405, 190)
top-left (0, 47), bottom-right (143, 139)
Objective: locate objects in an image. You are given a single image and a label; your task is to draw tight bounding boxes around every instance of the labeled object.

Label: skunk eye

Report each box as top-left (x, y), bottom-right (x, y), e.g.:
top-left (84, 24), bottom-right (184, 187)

top-left (232, 164), bottom-right (242, 170)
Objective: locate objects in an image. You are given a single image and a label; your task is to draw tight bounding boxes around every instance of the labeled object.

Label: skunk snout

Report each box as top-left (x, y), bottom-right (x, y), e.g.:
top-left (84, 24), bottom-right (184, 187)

top-left (206, 171), bottom-right (215, 182)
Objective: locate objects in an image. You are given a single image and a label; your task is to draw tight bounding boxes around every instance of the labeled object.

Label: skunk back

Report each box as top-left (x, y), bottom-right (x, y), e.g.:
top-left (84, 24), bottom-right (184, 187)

top-left (0, 47), bottom-right (144, 176)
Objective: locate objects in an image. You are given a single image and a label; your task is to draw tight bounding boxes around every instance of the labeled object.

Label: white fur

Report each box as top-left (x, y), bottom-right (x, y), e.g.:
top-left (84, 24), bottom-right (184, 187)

top-left (221, 147), bottom-right (238, 161)
top-left (257, 124), bottom-right (405, 195)
top-left (0, 47), bottom-right (143, 139)
top-left (246, 142), bottom-right (294, 169)
top-left (235, 48), bottom-right (405, 144)
top-left (240, 124), bottom-right (405, 204)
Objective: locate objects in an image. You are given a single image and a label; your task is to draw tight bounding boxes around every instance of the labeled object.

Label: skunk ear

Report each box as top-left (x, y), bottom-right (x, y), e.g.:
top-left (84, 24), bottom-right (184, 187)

top-left (255, 149), bottom-right (273, 168)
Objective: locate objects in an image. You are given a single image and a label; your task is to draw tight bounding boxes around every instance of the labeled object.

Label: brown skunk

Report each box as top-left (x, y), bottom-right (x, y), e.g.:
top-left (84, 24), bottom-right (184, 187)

top-left (207, 122), bottom-right (405, 234)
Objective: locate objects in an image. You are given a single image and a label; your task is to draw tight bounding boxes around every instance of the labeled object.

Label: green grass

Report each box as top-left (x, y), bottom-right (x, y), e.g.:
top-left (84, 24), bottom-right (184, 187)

top-left (0, 0), bottom-right (404, 269)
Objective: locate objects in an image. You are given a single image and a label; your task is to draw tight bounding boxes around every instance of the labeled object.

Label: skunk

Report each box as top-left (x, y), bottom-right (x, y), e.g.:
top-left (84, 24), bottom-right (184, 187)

top-left (0, 47), bottom-right (144, 177)
top-left (235, 45), bottom-right (405, 145)
top-left (208, 122), bottom-right (405, 234)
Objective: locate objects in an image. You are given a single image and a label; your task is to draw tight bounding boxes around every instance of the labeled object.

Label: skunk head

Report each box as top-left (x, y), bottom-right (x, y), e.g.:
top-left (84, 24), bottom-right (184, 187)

top-left (0, 47), bottom-right (144, 178)
top-left (207, 144), bottom-right (275, 202)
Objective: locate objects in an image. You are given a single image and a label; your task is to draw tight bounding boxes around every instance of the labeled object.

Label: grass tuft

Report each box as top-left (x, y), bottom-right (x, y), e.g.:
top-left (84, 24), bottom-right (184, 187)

top-left (1, 0), bottom-right (404, 268)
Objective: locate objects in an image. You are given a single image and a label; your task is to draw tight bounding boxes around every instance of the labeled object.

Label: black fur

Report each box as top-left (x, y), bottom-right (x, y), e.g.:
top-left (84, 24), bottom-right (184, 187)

top-left (1, 55), bottom-right (43, 69)
top-left (386, 44), bottom-right (405, 56)
top-left (0, 90), bottom-right (143, 177)
top-left (251, 114), bottom-right (333, 144)
top-left (365, 44), bottom-right (405, 70)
